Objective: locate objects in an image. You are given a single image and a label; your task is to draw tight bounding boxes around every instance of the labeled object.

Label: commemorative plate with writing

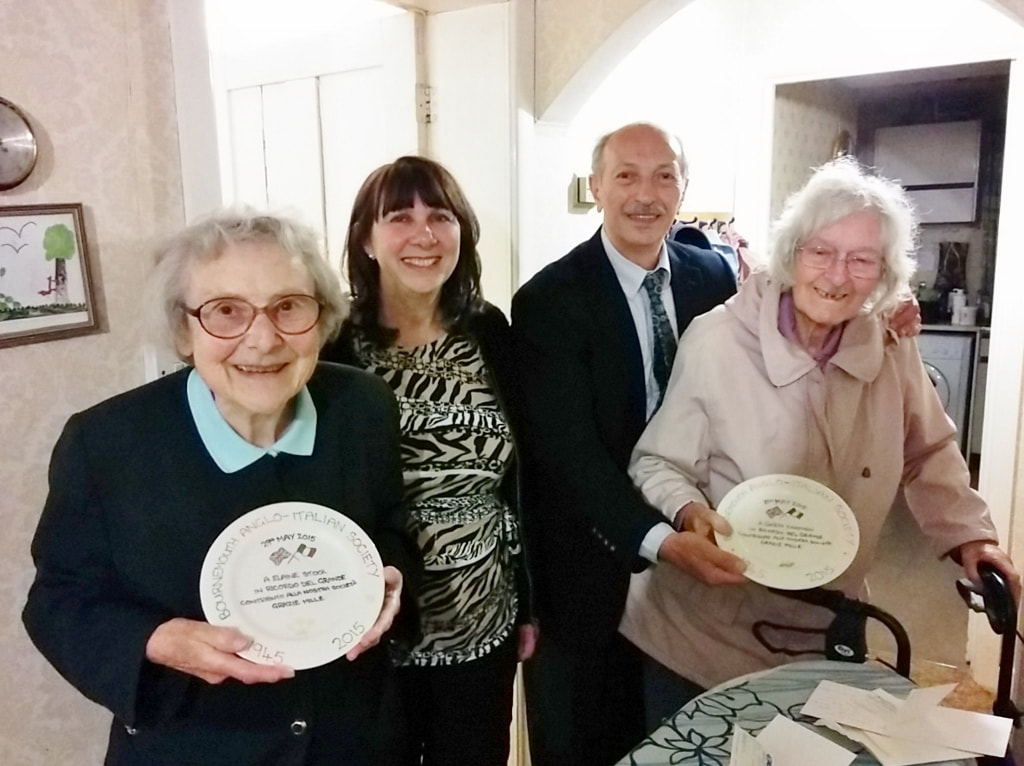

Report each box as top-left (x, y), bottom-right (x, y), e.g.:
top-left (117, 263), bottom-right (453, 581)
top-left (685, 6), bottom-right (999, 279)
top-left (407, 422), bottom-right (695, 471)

top-left (713, 474), bottom-right (859, 590)
top-left (199, 501), bottom-right (384, 670)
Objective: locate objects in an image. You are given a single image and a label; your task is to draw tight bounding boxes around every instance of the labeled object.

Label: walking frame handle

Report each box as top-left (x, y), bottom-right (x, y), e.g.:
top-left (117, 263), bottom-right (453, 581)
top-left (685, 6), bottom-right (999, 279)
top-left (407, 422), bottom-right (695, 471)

top-left (957, 563), bottom-right (1021, 726)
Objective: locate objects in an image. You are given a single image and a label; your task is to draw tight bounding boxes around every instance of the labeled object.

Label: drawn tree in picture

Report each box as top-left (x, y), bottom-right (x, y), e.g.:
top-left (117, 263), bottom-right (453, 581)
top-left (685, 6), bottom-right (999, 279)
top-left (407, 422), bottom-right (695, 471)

top-left (43, 224), bottom-right (76, 303)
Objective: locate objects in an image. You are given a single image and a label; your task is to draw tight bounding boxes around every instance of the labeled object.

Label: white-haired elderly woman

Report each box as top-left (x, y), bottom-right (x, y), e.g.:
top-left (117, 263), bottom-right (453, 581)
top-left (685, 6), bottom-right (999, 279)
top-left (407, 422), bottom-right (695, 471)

top-left (23, 211), bottom-right (421, 765)
top-left (618, 158), bottom-right (1019, 723)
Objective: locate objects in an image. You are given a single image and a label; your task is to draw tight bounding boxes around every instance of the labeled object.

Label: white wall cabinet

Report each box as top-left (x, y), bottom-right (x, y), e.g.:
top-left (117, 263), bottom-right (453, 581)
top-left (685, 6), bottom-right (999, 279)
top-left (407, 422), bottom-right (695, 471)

top-left (874, 120), bottom-right (981, 224)
top-left (215, 12), bottom-right (420, 270)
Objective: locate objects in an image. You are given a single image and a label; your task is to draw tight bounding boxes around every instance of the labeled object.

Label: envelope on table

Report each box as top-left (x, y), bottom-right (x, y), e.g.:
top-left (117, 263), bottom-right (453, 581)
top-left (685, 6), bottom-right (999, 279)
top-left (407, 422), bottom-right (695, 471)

top-left (820, 718), bottom-right (978, 766)
top-left (801, 679), bottom-right (1011, 759)
top-left (754, 715), bottom-right (855, 766)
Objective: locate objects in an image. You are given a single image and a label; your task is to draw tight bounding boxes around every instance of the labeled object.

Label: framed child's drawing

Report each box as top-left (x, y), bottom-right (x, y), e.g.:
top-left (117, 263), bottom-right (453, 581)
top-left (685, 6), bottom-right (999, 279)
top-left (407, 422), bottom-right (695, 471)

top-left (0, 203), bottom-right (99, 348)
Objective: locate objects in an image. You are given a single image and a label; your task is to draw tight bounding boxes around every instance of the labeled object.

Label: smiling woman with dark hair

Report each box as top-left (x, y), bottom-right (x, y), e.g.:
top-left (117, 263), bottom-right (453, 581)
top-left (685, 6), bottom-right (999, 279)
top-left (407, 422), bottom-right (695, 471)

top-left (343, 155), bottom-right (484, 348)
top-left (323, 156), bottom-right (535, 766)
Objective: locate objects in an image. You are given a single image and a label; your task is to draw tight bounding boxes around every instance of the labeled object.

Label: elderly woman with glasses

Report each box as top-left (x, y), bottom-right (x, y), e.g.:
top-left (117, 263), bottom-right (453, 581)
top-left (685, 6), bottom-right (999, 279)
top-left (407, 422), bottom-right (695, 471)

top-left (618, 158), bottom-right (1019, 722)
top-left (23, 211), bottom-right (421, 766)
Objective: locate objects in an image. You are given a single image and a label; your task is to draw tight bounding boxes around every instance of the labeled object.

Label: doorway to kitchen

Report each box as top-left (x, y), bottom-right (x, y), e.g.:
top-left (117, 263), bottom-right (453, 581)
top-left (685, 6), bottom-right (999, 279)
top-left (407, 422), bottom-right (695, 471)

top-left (524, 0), bottom-right (1024, 689)
top-left (769, 61), bottom-right (1009, 669)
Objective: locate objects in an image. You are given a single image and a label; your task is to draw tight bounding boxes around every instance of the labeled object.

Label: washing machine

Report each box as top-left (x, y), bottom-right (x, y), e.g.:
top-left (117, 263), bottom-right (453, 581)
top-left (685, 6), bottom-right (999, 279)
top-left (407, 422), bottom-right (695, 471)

top-left (917, 330), bottom-right (975, 454)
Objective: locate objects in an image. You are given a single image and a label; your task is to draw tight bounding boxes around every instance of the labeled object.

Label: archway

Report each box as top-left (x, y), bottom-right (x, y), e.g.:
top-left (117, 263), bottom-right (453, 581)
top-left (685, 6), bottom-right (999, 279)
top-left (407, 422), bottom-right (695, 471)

top-left (525, 0), bottom-right (1024, 688)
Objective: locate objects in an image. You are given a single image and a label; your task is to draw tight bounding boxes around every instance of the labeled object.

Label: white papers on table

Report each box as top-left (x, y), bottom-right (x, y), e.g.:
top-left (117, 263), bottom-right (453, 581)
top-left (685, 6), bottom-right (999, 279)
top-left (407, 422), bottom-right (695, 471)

top-left (728, 726), bottom-right (772, 766)
top-left (801, 679), bottom-right (1012, 764)
top-left (820, 718), bottom-right (974, 766)
top-left (755, 716), bottom-right (856, 766)
top-left (729, 718), bottom-right (856, 766)
top-left (896, 689), bottom-right (1012, 758)
top-left (800, 679), bottom-right (898, 732)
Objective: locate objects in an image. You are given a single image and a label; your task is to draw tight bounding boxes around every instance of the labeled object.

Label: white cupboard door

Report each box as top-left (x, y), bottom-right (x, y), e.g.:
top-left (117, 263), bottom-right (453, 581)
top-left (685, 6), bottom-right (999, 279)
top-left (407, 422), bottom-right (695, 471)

top-left (262, 78), bottom-right (326, 242)
top-left (426, 4), bottom-right (514, 311)
top-left (227, 86), bottom-right (268, 209)
top-left (216, 12), bottom-right (419, 266)
top-left (320, 68), bottom-right (418, 273)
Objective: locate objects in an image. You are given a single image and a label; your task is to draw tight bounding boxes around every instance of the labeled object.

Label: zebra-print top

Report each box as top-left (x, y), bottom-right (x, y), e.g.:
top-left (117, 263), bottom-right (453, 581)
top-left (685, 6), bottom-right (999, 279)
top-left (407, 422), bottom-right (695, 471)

top-left (351, 330), bottom-right (519, 667)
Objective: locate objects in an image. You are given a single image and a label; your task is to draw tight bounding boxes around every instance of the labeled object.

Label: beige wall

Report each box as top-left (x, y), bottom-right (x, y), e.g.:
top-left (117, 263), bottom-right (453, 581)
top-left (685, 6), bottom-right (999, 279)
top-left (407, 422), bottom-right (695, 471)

top-left (995, 0), bottom-right (1024, 23)
top-left (0, 0), bottom-right (184, 761)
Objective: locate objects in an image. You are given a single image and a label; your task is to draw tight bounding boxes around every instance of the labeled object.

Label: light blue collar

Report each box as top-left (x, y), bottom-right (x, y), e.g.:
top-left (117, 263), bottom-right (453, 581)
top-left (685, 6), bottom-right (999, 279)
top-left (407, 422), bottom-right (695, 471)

top-left (186, 369), bottom-right (317, 473)
top-left (601, 228), bottom-right (672, 298)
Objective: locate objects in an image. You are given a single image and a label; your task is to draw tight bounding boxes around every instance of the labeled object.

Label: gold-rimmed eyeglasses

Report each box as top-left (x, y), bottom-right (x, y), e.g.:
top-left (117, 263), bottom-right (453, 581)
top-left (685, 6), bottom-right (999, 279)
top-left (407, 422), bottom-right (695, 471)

top-left (796, 244), bottom-right (883, 279)
top-left (183, 294), bottom-right (322, 339)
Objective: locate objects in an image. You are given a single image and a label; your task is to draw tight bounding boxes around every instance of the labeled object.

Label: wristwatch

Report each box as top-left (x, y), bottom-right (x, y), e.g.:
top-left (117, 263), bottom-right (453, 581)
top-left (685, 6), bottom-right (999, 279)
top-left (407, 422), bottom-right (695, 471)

top-left (0, 97), bottom-right (38, 190)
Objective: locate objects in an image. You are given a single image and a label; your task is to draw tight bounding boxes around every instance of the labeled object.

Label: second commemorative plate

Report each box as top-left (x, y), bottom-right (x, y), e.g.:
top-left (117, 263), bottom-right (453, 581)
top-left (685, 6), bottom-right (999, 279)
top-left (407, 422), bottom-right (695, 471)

top-left (713, 474), bottom-right (859, 590)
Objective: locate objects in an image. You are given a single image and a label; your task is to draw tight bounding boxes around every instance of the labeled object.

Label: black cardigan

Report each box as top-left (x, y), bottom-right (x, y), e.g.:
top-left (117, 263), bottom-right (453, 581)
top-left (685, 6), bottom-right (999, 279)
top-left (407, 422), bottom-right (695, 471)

top-left (23, 363), bottom-right (421, 765)
top-left (322, 301), bottom-right (535, 626)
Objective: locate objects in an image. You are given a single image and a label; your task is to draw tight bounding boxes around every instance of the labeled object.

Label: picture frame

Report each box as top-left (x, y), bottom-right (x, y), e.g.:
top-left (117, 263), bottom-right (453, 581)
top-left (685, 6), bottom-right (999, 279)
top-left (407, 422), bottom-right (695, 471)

top-left (0, 203), bottom-right (99, 348)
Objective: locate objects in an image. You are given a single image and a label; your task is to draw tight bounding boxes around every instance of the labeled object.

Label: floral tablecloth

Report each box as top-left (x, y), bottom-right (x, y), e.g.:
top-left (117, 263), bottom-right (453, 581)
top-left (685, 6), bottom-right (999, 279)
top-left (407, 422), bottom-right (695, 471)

top-left (620, 660), bottom-right (975, 766)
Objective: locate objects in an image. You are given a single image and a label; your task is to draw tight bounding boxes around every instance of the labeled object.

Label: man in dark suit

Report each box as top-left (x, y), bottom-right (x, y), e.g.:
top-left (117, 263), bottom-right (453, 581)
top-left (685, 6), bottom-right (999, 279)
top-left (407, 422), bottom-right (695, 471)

top-left (511, 122), bottom-right (742, 766)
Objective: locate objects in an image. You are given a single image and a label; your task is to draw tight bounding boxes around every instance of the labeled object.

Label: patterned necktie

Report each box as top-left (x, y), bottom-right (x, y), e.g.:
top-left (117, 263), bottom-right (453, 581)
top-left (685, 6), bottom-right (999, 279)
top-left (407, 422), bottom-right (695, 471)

top-left (642, 268), bottom-right (677, 410)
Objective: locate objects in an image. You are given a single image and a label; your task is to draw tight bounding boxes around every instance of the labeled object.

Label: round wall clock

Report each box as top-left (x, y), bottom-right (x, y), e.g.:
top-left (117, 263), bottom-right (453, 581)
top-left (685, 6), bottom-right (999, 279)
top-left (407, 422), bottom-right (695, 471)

top-left (0, 97), bottom-right (38, 190)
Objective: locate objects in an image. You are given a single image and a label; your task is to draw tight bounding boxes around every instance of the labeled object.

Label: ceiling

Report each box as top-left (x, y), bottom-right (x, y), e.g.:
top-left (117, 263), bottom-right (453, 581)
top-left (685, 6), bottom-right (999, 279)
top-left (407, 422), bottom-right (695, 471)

top-left (384, 0), bottom-right (1024, 23)
top-left (835, 60), bottom-right (1011, 90)
top-left (381, 0), bottom-right (505, 12)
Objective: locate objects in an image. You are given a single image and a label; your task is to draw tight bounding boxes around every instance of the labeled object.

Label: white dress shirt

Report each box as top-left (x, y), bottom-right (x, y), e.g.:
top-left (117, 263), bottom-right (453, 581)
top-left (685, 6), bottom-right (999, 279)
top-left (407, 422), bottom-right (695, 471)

top-left (601, 230), bottom-right (679, 421)
top-left (600, 229), bottom-right (677, 563)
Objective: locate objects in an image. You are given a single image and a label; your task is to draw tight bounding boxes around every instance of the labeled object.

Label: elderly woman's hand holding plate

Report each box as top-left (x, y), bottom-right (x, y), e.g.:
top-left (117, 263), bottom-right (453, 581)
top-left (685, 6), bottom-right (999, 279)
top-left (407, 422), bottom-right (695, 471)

top-left (145, 618), bottom-right (296, 686)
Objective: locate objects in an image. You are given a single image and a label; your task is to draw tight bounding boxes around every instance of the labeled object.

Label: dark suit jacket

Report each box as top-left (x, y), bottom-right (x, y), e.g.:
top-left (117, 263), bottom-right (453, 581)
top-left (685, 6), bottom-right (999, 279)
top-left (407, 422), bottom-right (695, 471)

top-left (22, 363), bottom-right (420, 766)
top-left (322, 302), bottom-right (534, 624)
top-left (511, 229), bottom-right (736, 651)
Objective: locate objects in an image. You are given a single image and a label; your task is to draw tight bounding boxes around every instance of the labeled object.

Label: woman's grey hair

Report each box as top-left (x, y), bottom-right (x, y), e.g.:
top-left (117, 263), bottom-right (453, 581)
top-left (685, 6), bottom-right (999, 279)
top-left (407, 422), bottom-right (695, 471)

top-left (591, 122), bottom-right (689, 184)
top-left (146, 209), bottom-right (347, 361)
top-left (767, 157), bottom-right (918, 314)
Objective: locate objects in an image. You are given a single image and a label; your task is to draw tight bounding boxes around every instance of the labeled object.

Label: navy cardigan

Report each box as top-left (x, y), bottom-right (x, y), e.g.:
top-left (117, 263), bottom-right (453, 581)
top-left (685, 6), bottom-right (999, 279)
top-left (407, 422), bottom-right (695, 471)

top-left (23, 363), bottom-right (421, 765)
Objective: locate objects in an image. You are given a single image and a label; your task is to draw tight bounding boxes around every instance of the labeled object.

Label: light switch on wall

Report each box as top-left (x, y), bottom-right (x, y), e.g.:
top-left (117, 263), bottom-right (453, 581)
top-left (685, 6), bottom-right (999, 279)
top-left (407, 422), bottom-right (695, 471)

top-left (569, 175), bottom-right (596, 213)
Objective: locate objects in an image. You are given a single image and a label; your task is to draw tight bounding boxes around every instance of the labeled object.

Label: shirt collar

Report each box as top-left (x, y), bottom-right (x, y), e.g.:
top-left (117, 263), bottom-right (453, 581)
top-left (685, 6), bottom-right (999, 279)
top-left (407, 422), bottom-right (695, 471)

top-left (186, 368), bottom-right (317, 473)
top-left (601, 227), bottom-right (672, 297)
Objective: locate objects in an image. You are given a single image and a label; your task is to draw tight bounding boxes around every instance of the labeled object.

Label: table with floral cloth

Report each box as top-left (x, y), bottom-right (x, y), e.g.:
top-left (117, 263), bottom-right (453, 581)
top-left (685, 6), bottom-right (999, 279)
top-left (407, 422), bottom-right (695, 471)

top-left (619, 660), bottom-right (975, 766)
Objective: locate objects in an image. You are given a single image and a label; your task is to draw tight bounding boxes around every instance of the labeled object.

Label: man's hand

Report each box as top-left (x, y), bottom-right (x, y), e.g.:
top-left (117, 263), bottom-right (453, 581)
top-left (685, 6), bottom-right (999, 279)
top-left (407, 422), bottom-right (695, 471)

top-left (145, 618), bottom-right (295, 685)
top-left (959, 539), bottom-right (1021, 605)
top-left (658, 502), bottom-right (748, 585)
top-left (887, 295), bottom-right (922, 337)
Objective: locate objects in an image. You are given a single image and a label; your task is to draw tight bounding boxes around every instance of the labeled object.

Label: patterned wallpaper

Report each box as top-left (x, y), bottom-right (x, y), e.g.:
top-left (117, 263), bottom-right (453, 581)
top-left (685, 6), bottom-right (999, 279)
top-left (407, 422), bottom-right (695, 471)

top-left (0, 0), bottom-right (184, 762)
top-left (534, 0), bottom-right (651, 117)
top-left (770, 81), bottom-right (858, 221)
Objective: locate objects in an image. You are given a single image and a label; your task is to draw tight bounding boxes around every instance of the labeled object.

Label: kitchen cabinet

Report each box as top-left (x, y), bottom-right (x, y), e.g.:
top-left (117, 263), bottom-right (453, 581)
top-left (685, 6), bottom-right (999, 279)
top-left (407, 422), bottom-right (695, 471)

top-left (874, 120), bottom-right (981, 224)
